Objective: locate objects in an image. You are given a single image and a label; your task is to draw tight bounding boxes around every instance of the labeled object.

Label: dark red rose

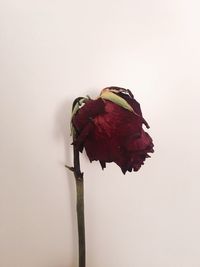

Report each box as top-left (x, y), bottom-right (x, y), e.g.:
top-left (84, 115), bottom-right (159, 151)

top-left (71, 87), bottom-right (154, 174)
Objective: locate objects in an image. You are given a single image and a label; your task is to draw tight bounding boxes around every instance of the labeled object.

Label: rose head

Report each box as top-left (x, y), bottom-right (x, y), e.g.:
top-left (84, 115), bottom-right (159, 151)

top-left (71, 87), bottom-right (154, 174)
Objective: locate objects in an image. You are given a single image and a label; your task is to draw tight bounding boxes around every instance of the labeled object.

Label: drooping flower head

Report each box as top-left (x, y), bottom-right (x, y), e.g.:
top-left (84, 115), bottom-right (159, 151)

top-left (71, 87), bottom-right (154, 174)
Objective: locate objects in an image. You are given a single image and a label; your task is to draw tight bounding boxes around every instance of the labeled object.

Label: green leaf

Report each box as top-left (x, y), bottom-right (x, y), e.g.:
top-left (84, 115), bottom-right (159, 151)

top-left (100, 91), bottom-right (134, 112)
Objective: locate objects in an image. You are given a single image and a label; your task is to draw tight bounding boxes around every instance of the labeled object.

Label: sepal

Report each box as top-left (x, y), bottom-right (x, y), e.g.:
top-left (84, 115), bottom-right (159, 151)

top-left (70, 96), bottom-right (90, 136)
top-left (100, 90), bottom-right (134, 112)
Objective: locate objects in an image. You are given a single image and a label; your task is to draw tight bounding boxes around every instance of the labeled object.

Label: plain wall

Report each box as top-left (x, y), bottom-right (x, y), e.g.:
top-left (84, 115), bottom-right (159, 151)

top-left (0, 0), bottom-right (200, 267)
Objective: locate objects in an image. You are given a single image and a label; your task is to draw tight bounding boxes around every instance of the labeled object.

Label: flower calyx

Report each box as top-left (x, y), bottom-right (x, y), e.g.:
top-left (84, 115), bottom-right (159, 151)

top-left (71, 96), bottom-right (90, 136)
top-left (100, 87), bottom-right (139, 116)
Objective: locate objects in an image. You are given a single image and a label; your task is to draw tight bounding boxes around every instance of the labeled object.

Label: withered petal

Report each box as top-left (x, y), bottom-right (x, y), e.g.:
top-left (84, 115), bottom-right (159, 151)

top-left (72, 98), bottom-right (105, 131)
top-left (72, 87), bottom-right (154, 174)
top-left (99, 161), bottom-right (106, 170)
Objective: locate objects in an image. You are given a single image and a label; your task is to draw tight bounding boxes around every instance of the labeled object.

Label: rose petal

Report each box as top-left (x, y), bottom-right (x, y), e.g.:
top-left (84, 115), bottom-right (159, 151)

top-left (72, 87), bottom-right (154, 174)
top-left (72, 98), bottom-right (105, 131)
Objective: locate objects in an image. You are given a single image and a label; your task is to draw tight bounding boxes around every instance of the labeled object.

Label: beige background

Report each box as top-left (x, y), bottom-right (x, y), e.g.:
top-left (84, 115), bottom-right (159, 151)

top-left (0, 0), bottom-right (200, 266)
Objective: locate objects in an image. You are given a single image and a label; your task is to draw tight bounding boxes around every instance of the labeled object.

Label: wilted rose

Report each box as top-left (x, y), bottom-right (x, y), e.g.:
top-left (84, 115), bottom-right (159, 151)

top-left (71, 87), bottom-right (154, 174)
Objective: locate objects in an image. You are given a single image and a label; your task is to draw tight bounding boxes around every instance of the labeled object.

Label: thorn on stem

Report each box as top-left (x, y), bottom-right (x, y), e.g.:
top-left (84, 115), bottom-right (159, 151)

top-left (65, 165), bottom-right (75, 172)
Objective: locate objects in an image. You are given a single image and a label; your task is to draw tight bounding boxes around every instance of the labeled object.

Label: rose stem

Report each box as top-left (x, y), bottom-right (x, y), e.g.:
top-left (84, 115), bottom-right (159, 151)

top-left (73, 142), bottom-right (85, 267)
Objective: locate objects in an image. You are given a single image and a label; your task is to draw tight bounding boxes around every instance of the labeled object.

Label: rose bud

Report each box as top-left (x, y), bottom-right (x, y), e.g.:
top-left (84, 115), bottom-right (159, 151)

top-left (71, 86), bottom-right (154, 174)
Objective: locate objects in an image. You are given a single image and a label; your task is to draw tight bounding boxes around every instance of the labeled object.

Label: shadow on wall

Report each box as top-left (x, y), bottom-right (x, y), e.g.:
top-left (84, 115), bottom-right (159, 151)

top-left (54, 97), bottom-right (78, 267)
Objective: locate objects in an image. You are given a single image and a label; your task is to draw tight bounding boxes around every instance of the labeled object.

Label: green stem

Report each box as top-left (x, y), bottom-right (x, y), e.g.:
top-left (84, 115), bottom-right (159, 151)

top-left (73, 144), bottom-right (85, 267)
top-left (75, 178), bottom-right (85, 267)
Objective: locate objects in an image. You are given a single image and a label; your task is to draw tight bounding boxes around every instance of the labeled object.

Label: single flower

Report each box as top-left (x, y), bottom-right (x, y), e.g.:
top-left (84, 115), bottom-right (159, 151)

top-left (71, 86), bottom-right (154, 174)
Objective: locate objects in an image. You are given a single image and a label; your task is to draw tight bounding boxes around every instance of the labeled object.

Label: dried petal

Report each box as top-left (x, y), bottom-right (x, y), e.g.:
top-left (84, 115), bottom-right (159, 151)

top-left (71, 87), bottom-right (154, 174)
